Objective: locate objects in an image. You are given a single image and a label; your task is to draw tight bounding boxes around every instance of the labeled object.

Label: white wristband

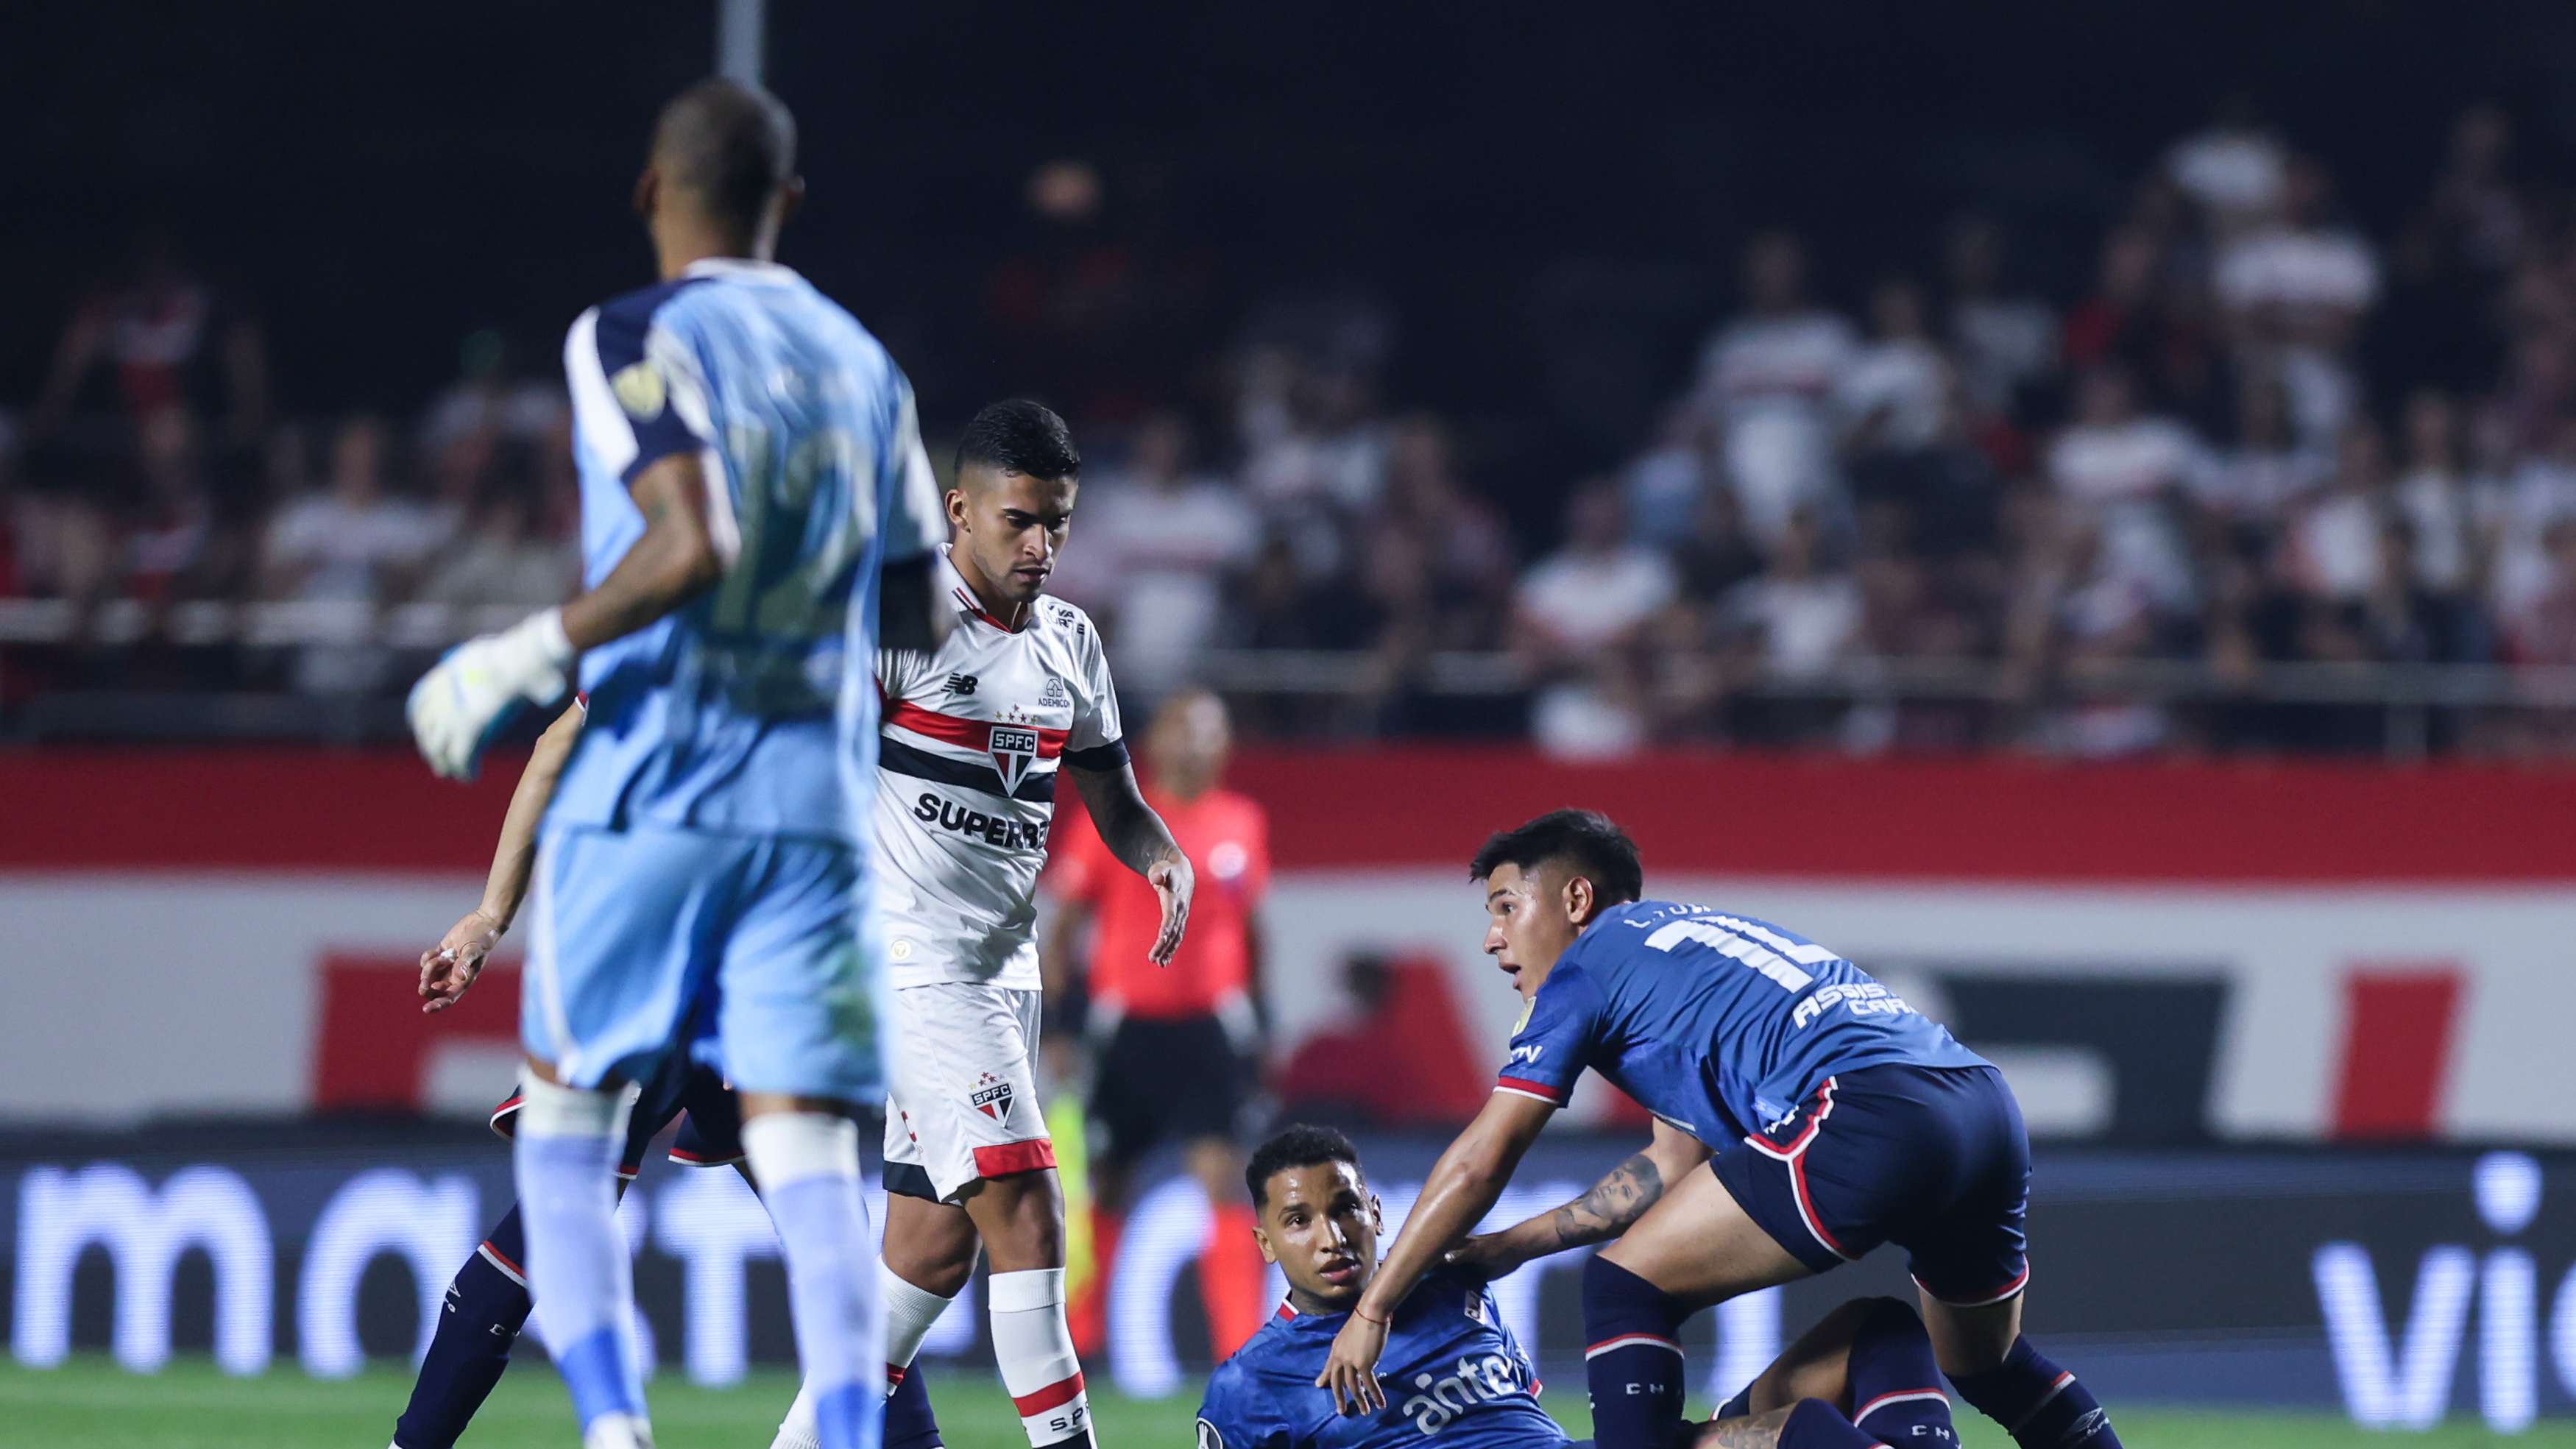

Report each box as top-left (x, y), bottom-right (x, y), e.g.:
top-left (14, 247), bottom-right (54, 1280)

top-left (517, 606), bottom-right (576, 669)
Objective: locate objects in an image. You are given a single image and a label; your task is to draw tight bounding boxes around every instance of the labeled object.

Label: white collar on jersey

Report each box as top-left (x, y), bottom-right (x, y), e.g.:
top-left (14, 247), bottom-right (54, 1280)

top-left (937, 544), bottom-right (1029, 633)
top-left (681, 257), bottom-right (802, 285)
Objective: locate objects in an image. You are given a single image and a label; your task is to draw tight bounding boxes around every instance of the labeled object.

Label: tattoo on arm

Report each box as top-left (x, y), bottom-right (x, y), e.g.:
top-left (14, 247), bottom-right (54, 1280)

top-left (1696, 1405), bottom-right (1794, 1448)
top-left (1547, 1150), bottom-right (1664, 1250)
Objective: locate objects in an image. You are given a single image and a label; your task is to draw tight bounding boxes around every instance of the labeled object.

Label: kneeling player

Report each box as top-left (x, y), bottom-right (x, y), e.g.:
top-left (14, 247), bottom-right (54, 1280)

top-left (1202, 1126), bottom-right (1896, 1449)
top-left (1320, 811), bottom-right (2121, 1449)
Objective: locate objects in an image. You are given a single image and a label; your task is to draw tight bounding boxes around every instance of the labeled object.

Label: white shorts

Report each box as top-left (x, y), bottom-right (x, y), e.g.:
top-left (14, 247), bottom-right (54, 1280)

top-left (882, 980), bottom-right (1054, 1202)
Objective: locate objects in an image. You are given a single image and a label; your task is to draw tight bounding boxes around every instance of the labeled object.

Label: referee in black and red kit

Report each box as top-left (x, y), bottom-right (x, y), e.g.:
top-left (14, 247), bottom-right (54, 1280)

top-left (1042, 688), bottom-right (1273, 1361)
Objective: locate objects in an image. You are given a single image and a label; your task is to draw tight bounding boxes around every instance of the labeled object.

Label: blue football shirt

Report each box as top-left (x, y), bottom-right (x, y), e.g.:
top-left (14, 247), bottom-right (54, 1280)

top-left (1197, 1270), bottom-right (1569, 1449)
top-left (1496, 899), bottom-right (1991, 1139)
top-left (547, 258), bottom-right (944, 848)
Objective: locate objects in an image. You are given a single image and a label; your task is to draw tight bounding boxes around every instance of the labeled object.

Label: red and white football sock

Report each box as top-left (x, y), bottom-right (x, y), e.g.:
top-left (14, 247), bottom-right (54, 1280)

top-left (989, 1268), bottom-right (1092, 1448)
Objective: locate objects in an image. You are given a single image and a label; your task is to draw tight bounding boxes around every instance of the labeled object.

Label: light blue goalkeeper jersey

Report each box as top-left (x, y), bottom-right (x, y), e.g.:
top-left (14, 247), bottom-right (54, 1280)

top-left (548, 257), bottom-right (944, 847)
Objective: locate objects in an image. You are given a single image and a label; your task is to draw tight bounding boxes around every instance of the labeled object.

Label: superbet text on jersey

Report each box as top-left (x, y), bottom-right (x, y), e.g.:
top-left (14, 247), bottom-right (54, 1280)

top-left (871, 548), bottom-right (1125, 988)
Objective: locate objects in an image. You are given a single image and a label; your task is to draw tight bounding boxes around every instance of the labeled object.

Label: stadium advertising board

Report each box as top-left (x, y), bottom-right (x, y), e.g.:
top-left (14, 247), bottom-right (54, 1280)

top-left (1, 1134), bottom-right (2570, 1431)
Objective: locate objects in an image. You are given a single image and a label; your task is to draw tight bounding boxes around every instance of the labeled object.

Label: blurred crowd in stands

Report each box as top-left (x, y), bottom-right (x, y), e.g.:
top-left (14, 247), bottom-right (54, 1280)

top-left (9, 103), bottom-right (2576, 757)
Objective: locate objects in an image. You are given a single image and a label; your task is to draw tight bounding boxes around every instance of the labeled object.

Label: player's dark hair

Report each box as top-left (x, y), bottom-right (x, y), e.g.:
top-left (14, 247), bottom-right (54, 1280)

top-left (956, 399), bottom-right (1080, 481)
top-left (1245, 1123), bottom-right (1365, 1211)
top-left (651, 78), bottom-right (797, 230)
top-left (1470, 809), bottom-right (1643, 906)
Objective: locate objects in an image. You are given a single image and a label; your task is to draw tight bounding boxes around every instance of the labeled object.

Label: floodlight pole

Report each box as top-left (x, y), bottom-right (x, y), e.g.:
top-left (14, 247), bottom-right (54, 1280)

top-left (718, 0), bottom-right (767, 85)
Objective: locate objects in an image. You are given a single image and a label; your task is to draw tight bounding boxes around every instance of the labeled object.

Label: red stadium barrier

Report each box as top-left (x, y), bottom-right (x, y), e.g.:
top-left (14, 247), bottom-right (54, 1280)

top-left (9, 746), bottom-right (2576, 879)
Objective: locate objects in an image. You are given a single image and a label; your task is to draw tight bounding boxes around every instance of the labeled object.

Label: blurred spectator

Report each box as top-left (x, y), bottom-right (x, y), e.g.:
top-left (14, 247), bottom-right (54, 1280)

top-left (1724, 508), bottom-right (1861, 679)
top-left (1622, 403), bottom-right (1713, 545)
top-left (1839, 278), bottom-right (1950, 454)
top-left (2509, 518), bottom-right (2576, 666)
top-left (2219, 156), bottom-right (2377, 445)
top-left (1514, 483), bottom-right (1675, 757)
top-left (2048, 365), bottom-right (2201, 614)
top-left (1945, 216), bottom-right (2059, 419)
top-left (419, 330), bottom-right (567, 455)
top-left (259, 417), bottom-right (434, 694)
top-left (2393, 389), bottom-right (2480, 596)
top-left (2486, 415), bottom-right (2576, 626)
top-left (2194, 373), bottom-right (2326, 529)
top-left (2287, 421), bottom-right (2397, 601)
top-left (2165, 96), bottom-right (2289, 231)
top-left (31, 229), bottom-right (269, 448)
top-left (1066, 414), bottom-right (1257, 696)
top-left (1694, 230), bottom-right (1856, 546)
top-left (415, 489), bottom-right (576, 613)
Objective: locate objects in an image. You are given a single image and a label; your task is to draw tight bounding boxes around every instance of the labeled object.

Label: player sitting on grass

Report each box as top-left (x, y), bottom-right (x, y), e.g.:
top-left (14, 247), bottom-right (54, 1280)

top-left (1200, 1125), bottom-right (1904, 1449)
top-left (1317, 810), bottom-right (2120, 1449)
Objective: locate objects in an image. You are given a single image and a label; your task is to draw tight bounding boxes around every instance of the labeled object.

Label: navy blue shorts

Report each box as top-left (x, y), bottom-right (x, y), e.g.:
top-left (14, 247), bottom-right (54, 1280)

top-left (489, 1055), bottom-right (745, 1176)
top-left (1710, 1063), bottom-right (2031, 1306)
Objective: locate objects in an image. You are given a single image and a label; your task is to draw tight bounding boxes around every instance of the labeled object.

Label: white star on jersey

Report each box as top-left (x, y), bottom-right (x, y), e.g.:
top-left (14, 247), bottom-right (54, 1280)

top-left (872, 548), bottom-right (1124, 989)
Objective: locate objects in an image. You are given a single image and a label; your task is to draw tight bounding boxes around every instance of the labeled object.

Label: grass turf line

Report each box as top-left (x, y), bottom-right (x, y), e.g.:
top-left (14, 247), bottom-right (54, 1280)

top-left (0, 1356), bottom-right (2560, 1448)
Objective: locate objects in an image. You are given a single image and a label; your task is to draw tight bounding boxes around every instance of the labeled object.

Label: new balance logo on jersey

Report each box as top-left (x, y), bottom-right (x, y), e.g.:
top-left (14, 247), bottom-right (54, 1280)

top-left (970, 1073), bottom-right (1014, 1122)
top-left (944, 672), bottom-right (978, 697)
top-left (989, 724), bottom-right (1040, 792)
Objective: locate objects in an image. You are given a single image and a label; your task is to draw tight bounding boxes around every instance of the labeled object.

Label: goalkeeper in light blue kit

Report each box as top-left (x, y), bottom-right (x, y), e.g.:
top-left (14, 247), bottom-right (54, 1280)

top-left (406, 77), bottom-right (950, 1449)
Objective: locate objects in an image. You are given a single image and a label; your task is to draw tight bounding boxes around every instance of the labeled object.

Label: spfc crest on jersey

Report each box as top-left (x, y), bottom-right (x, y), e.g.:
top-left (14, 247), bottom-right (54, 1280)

top-left (988, 724), bottom-right (1040, 793)
top-left (970, 1072), bottom-right (1015, 1122)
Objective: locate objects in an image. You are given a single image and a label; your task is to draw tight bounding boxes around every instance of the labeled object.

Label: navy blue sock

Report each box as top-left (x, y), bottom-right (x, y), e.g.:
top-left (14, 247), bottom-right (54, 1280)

top-left (1845, 1299), bottom-right (1956, 1446)
top-left (1581, 1256), bottom-right (1691, 1449)
top-left (392, 1209), bottom-right (533, 1449)
top-left (1780, 1397), bottom-right (1885, 1448)
top-left (885, 1358), bottom-right (943, 1449)
top-left (1783, 1400), bottom-right (1886, 1441)
top-left (1949, 1337), bottom-right (2121, 1449)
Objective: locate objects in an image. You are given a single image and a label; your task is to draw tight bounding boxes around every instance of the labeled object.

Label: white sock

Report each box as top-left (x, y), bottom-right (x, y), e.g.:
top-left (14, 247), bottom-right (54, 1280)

top-left (512, 1077), bottom-right (650, 1447)
top-left (883, 1264), bottom-right (958, 1392)
top-left (769, 1386), bottom-right (821, 1449)
top-left (989, 1267), bottom-right (1091, 1448)
top-left (743, 1113), bottom-right (880, 1449)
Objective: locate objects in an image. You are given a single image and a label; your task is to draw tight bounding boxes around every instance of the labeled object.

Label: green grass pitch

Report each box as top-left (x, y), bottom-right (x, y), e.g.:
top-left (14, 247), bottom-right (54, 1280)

top-left (0, 1355), bottom-right (2557, 1448)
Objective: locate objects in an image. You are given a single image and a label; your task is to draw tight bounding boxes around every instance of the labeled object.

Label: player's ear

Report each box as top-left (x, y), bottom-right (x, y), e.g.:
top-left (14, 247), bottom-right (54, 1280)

top-left (1366, 1191), bottom-right (1383, 1232)
top-left (944, 488), bottom-right (969, 531)
top-left (632, 166), bottom-right (658, 224)
top-left (776, 175), bottom-right (806, 229)
top-left (1563, 872), bottom-right (1596, 927)
top-left (1251, 1221), bottom-right (1278, 1266)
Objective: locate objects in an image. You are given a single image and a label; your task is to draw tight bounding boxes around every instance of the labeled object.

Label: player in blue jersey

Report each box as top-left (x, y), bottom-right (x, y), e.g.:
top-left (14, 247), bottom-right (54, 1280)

top-left (1317, 811), bottom-right (2122, 1449)
top-left (405, 78), bottom-right (949, 1449)
top-left (1203, 1126), bottom-right (1926, 1449)
top-left (1199, 1124), bottom-right (1577, 1449)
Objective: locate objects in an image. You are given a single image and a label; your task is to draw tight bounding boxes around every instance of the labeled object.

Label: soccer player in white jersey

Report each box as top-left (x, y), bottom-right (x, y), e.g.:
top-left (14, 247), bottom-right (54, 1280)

top-left (405, 79), bottom-right (949, 1449)
top-left (769, 400), bottom-right (1195, 1449)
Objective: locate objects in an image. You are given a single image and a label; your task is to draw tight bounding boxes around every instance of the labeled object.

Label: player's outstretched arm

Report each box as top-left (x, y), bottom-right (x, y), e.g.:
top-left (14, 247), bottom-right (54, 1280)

top-left (1066, 761), bottom-right (1195, 966)
top-left (1446, 1116), bottom-right (1712, 1279)
top-left (418, 703), bottom-right (585, 1013)
top-left (1316, 1089), bottom-right (1554, 1414)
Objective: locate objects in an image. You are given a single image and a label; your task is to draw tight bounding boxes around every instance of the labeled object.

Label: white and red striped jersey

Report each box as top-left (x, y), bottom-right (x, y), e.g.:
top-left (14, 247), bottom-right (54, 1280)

top-left (873, 548), bottom-right (1125, 988)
